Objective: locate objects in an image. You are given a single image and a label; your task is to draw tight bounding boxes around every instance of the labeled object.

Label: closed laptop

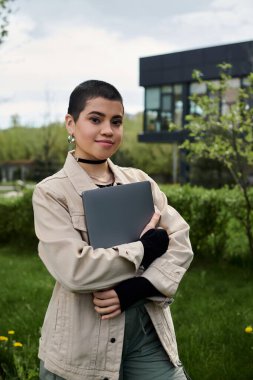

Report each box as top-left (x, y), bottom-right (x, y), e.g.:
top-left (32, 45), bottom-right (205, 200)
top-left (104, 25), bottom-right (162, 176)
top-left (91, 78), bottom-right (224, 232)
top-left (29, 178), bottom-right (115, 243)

top-left (81, 181), bottom-right (154, 249)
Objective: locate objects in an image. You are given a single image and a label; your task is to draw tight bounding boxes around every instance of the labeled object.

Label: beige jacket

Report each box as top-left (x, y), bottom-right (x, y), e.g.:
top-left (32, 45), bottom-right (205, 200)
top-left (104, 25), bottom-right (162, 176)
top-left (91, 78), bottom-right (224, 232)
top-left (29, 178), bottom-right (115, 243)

top-left (32, 151), bottom-right (193, 380)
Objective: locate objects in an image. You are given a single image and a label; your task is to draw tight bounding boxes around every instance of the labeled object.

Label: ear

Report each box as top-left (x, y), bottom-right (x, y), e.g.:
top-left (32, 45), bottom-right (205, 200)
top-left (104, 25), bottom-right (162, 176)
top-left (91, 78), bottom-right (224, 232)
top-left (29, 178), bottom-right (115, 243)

top-left (65, 114), bottom-right (75, 135)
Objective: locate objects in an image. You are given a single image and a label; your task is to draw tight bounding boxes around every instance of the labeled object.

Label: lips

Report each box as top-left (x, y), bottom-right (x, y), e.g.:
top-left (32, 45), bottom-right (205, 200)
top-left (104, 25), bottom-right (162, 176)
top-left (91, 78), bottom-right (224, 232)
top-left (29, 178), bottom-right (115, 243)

top-left (95, 140), bottom-right (114, 146)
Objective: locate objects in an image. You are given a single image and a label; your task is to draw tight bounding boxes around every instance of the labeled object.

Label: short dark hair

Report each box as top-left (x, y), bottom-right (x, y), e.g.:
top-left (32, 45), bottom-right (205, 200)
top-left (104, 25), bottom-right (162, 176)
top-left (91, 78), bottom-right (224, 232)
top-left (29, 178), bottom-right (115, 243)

top-left (67, 79), bottom-right (124, 122)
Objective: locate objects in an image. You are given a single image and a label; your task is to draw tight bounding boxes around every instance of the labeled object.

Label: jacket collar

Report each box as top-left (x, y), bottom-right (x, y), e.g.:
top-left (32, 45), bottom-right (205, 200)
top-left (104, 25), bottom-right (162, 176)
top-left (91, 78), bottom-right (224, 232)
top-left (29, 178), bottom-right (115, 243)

top-left (63, 151), bottom-right (129, 195)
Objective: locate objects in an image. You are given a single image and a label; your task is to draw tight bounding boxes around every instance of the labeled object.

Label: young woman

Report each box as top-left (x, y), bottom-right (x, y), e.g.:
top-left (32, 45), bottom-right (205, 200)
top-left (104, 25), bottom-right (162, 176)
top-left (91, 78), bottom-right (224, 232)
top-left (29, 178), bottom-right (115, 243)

top-left (33, 80), bottom-right (193, 380)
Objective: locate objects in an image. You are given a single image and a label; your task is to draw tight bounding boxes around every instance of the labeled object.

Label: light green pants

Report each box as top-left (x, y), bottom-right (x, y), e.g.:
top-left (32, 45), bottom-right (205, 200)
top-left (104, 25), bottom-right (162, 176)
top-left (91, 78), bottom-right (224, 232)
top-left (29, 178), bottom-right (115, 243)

top-left (118, 300), bottom-right (188, 380)
top-left (40, 301), bottom-right (190, 380)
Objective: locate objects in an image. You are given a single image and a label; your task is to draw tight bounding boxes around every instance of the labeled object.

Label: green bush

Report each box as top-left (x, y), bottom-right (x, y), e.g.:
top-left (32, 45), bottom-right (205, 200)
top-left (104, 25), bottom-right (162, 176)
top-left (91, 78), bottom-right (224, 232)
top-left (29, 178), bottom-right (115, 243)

top-left (1, 186), bottom-right (252, 262)
top-left (160, 184), bottom-right (252, 262)
top-left (0, 190), bottom-right (37, 247)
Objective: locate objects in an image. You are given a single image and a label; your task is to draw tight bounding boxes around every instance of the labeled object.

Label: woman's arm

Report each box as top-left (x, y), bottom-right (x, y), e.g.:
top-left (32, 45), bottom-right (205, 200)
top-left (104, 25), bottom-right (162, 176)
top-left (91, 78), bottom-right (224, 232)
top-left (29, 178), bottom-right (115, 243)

top-left (33, 184), bottom-right (165, 293)
top-left (141, 178), bottom-right (194, 298)
top-left (93, 277), bottom-right (162, 320)
top-left (33, 184), bottom-right (144, 293)
top-left (93, 228), bottom-right (170, 319)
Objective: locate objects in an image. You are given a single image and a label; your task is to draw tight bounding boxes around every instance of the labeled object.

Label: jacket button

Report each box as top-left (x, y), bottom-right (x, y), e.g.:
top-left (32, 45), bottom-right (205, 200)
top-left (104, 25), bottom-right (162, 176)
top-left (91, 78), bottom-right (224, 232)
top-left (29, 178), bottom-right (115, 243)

top-left (110, 337), bottom-right (116, 343)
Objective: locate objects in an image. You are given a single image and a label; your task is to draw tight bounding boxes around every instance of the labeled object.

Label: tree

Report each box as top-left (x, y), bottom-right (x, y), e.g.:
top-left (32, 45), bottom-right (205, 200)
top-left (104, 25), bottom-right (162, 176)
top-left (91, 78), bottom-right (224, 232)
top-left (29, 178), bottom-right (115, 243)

top-left (113, 113), bottom-right (173, 181)
top-left (0, 112), bottom-right (174, 181)
top-left (0, 0), bottom-right (13, 45)
top-left (181, 63), bottom-right (253, 258)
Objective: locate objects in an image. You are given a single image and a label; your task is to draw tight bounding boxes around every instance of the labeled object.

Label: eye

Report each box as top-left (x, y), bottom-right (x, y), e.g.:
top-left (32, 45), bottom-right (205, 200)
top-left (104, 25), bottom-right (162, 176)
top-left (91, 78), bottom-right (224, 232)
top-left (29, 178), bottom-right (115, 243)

top-left (90, 117), bottom-right (100, 124)
top-left (112, 118), bottom-right (122, 127)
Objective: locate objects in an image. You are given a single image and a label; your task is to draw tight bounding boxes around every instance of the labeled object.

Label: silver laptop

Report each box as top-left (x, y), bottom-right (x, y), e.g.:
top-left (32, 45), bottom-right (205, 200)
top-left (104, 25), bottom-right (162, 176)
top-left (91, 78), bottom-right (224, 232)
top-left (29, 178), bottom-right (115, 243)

top-left (81, 181), bottom-right (154, 249)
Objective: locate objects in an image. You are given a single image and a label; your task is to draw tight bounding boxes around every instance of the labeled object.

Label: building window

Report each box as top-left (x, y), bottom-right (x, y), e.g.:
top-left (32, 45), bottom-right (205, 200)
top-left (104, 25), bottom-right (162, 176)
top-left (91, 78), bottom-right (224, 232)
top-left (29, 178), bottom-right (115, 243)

top-left (174, 85), bottom-right (183, 129)
top-left (189, 82), bottom-right (206, 115)
top-left (242, 77), bottom-right (253, 108)
top-left (144, 84), bottom-right (183, 132)
top-left (146, 110), bottom-right (160, 132)
top-left (190, 78), bottom-right (242, 116)
top-left (162, 94), bottom-right (172, 111)
top-left (146, 88), bottom-right (160, 109)
top-left (221, 78), bottom-right (240, 114)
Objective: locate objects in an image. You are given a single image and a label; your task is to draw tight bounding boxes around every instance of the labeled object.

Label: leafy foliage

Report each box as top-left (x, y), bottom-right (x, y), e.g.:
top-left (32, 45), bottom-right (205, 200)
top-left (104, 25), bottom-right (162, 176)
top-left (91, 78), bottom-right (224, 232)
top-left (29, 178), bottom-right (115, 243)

top-left (0, 0), bottom-right (13, 45)
top-left (0, 190), bottom-right (37, 247)
top-left (113, 113), bottom-right (173, 180)
top-left (181, 64), bottom-right (253, 258)
top-left (160, 184), bottom-right (253, 262)
top-left (0, 122), bottom-right (68, 163)
top-left (1, 185), bottom-right (253, 262)
top-left (0, 113), bottom-right (173, 180)
top-left (0, 334), bottom-right (38, 380)
top-left (182, 64), bottom-right (253, 187)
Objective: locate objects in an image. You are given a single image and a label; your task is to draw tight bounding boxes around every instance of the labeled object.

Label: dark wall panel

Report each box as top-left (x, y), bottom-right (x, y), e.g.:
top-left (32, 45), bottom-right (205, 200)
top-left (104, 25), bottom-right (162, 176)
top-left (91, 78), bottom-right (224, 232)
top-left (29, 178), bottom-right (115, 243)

top-left (140, 40), bottom-right (253, 86)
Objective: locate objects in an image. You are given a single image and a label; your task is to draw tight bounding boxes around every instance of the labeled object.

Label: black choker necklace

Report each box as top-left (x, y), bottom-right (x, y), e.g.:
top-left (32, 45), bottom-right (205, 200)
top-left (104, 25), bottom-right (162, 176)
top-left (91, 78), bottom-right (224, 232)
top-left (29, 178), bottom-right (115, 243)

top-left (75, 157), bottom-right (107, 164)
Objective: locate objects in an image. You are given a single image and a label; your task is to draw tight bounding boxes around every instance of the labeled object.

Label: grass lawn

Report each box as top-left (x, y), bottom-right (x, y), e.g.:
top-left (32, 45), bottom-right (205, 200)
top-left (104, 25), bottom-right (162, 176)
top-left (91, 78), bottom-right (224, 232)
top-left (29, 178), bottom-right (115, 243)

top-left (0, 245), bottom-right (54, 379)
top-left (172, 260), bottom-right (253, 380)
top-left (0, 246), bottom-right (253, 380)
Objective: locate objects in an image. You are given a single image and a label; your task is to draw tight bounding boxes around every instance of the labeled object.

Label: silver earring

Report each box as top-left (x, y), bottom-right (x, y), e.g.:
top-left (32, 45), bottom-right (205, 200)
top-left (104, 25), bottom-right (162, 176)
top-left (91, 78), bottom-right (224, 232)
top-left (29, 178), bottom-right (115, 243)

top-left (67, 134), bottom-right (75, 144)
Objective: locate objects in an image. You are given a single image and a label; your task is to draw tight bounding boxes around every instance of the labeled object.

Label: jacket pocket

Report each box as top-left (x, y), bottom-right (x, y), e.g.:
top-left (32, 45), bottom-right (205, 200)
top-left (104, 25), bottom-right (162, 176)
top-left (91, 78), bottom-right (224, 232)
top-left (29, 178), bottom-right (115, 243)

top-left (51, 290), bottom-right (70, 360)
top-left (161, 306), bottom-right (180, 362)
top-left (71, 213), bottom-right (89, 242)
top-left (146, 303), bottom-right (179, 366)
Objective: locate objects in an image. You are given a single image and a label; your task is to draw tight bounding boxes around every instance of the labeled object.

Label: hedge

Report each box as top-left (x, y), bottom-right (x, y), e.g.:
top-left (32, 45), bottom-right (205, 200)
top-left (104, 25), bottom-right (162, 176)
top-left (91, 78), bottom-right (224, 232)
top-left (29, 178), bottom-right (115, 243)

top-left (160, 184), bottom-right (252, 262)
top-left (0, 190), bottom-right (37, 247)
top-left (0, 186), bottom-right (252, 262)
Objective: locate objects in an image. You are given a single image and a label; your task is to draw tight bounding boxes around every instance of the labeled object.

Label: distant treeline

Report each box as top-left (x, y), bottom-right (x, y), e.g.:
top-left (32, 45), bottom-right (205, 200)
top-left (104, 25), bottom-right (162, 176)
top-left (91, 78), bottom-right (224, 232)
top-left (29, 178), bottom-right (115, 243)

top-left (0, 114), bottom-right (173, 182)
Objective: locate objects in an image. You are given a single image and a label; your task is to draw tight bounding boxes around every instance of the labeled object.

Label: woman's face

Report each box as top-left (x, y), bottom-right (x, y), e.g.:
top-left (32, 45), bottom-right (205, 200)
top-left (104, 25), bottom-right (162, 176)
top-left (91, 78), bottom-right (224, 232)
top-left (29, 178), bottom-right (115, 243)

top-left (66, 97), bottom-right (124, 160)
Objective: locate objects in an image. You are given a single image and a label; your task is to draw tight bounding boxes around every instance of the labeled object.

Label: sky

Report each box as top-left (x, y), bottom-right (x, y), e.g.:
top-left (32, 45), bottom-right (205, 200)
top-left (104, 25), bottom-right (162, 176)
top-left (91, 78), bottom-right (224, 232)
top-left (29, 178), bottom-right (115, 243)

top-left (0, 0), bottom-right (253, 129)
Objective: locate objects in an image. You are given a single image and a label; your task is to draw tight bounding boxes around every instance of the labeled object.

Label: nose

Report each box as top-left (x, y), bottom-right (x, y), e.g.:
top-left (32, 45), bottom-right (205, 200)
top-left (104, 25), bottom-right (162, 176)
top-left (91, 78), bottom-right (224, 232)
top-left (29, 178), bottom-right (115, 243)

top-left (100, 121), bottom-right (113, 135)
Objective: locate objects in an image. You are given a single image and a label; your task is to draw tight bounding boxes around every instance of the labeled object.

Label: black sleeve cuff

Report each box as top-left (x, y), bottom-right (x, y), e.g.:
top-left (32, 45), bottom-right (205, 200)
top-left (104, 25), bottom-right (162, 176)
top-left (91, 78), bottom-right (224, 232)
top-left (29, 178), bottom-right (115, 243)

top-left (114, 277), bottom-right (162, 312)
top-left (140, 228), bottom-right (169, 269)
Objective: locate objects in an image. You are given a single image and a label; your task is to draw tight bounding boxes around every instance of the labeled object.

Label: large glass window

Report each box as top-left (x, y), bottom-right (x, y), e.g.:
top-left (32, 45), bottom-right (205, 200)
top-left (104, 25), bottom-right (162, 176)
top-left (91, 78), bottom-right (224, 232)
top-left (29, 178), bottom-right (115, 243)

top-left (174, 85), bottom-right (183, 129)
top-left (190, 82), bottom-right (206, 115)
top-left (221, 78), bottom-right (240, 114)
top-left (144, 77), bottom-right (246, 133)
top-left (161, 111), bottom-right (172, 131)
top-left (161, 85), bottom-right (173, 94)
top-left (161, 86), bottom-right (173, 130)
top-left (146, 110), bottom-right (160, 132)
top-left (190, 78), bottom-right (242, 116)
top-left (144, 84), bottom-right (183, 132)
top-left (146, 88), bottom-right (160, 109)
top-left (242, 77), bottom-right (253, 108)
top-left (162, 94), bottom-right (172, 111)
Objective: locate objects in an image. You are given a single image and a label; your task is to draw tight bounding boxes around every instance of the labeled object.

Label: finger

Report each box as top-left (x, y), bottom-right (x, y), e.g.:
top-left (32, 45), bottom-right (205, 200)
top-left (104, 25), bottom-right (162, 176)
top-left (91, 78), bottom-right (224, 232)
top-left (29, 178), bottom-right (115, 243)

top-left (94, 304), bottom-right (121, 315)
top-left (140, 212), bottom-right (160, 237)
top-left (101, 309), bottom-right (121, 320)
top-left (149, 212), bottom-right (160, 227)
top-left (93, 289), bottom-right (116, 299)
top-left (93, 296), bottom-right (119, 307)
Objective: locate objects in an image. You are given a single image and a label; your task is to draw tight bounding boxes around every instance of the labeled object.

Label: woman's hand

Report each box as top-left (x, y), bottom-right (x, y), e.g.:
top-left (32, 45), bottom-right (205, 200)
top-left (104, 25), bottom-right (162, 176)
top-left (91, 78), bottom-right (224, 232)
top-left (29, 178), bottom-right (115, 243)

top-left (93, 289), bottom-right (121, 320)
top-left (140, 211), bottom-right (160, 237)
top-left (93, 212), bottom-right (162, 319)
top-left (139, 211), bottom-right (169, 269)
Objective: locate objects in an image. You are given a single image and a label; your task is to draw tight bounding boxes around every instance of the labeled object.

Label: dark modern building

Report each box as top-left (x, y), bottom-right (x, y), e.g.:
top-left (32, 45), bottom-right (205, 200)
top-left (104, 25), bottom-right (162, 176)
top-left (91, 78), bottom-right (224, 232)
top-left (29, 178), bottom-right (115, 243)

top-left (138, 40), bottom-right (253, 144)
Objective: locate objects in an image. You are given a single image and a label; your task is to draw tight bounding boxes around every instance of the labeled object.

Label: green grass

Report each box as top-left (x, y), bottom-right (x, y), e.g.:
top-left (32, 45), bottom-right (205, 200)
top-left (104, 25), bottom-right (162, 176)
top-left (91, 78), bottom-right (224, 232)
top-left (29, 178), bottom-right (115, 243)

top-left (172, 260), bottom-right (253, 380)
top-left (0, 245), bottom-right (54, 379)
top-left (0, 246), bottom-right (54, 340)
top-left (0, 246), bottom-right (253, 380)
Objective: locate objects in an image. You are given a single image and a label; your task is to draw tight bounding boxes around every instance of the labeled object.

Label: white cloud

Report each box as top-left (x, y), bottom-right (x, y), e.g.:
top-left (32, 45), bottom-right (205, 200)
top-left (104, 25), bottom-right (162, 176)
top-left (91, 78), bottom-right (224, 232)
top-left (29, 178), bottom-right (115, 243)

top-left (211, 0), bottom-right (252, 10)
top-left (0, 14), bottom-right (171, 127)
top-left (1, 0), bottom-right (253, 128)
top-left (158, 0), bottom-right (253, 51)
